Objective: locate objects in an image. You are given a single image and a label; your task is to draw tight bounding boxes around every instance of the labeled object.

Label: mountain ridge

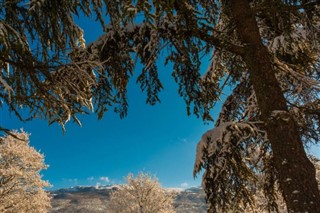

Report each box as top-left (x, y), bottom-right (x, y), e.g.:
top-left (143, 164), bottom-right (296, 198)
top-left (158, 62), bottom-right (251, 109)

top-left (50, 185), bottom-right (207, 213)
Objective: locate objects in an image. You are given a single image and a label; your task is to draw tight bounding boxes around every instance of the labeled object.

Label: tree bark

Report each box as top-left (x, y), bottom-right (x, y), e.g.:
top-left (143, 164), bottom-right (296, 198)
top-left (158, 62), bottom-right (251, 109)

top-left (227, 0), bottom-right (320, 212)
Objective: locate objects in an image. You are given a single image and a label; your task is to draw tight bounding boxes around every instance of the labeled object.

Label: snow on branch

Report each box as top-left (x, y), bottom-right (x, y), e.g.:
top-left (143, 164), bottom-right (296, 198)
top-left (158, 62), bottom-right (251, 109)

top-left (72, 16), bottom-right (234, 121)
top-left (0, 75), bottom-right (13, 101)
top-left (193, 121), bottom-right (271, 212)
top-left (194, 121), bottom-right (265, 177)
top-left (273, 57), bottom-right (320, 90)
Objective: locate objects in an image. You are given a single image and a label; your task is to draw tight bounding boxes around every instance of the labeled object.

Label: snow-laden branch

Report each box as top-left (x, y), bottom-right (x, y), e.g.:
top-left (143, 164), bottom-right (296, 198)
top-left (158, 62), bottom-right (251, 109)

top-left (273, 57), bottom-right (320, 90)
top-left (0, 75), bottom-right (14, 101)
top-left (194, 121), bottom-right (266, 177)
top-left (81, 17), bottom-right (245, 62)
top-left (193, 120), bottom-right (271, 212)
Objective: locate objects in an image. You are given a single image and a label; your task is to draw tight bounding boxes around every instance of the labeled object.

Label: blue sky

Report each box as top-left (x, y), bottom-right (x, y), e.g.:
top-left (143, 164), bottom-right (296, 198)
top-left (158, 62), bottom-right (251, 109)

top-left (1, 16), bottom-right (218, 188)
top-left (2, 15), bottom-right (320, 190)
top-left (1, 63), bottom-right (218, 189)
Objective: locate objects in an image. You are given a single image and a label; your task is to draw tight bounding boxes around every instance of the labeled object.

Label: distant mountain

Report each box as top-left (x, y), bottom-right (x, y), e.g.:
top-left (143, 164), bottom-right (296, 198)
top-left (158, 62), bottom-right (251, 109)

top-left (50, 185), bottom-right (207, 213)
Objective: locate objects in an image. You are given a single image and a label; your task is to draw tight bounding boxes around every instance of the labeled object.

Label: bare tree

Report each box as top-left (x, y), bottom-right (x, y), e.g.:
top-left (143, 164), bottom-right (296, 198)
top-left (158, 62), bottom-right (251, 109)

top-left (108, 173), bottom-right (175, 213)
top-left (0, 131), bottom-right (51, 213)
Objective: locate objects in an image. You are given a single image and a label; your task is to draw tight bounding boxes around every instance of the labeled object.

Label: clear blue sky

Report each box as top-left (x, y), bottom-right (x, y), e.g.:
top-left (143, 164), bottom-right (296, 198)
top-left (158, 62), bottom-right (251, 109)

top-left (2, 75), bottom-right (217, 189)
top-left (1, 16), bottom-right (320, 190)
top-left (1, 16), bottom-right (218, 189)
top-left (1, 60), bottom-right (217, 189)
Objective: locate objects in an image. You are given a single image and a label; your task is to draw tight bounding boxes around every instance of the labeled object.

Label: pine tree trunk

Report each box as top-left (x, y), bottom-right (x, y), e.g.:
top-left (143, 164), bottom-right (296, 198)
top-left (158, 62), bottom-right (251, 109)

top-left (226, 0), bottom-right (320, 212)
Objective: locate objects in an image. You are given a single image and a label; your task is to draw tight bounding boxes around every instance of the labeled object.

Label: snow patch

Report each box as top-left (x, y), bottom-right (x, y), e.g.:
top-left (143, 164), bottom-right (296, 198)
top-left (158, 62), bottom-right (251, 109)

top-left (285, 178), bottom-right (292, 182)
top-left (194, 121), bottom-right (262, 178)
top-left (270, 110), bottom-right (291, 122)
top-left (0, 75), bottom-right (14, 101)
top-left (165, 188), bottom-right (185, 193)
top-left (281, 159), bottom-right (288, 165)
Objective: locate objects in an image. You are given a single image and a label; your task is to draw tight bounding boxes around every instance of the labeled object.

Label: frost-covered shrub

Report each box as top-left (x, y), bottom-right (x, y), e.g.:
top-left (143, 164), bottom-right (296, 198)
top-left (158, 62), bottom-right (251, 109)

top-left (0, 131), bottom-right (51, 213)
top-left (107, 173), bottom-right (175, 213)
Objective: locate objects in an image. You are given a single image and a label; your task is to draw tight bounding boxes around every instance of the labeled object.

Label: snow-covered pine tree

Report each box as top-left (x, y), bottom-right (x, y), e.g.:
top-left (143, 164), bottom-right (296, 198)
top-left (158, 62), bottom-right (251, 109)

top-left (0, 1), bottom-right (319, 212)
top-left (193, 1), bottom-right (320, 212)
